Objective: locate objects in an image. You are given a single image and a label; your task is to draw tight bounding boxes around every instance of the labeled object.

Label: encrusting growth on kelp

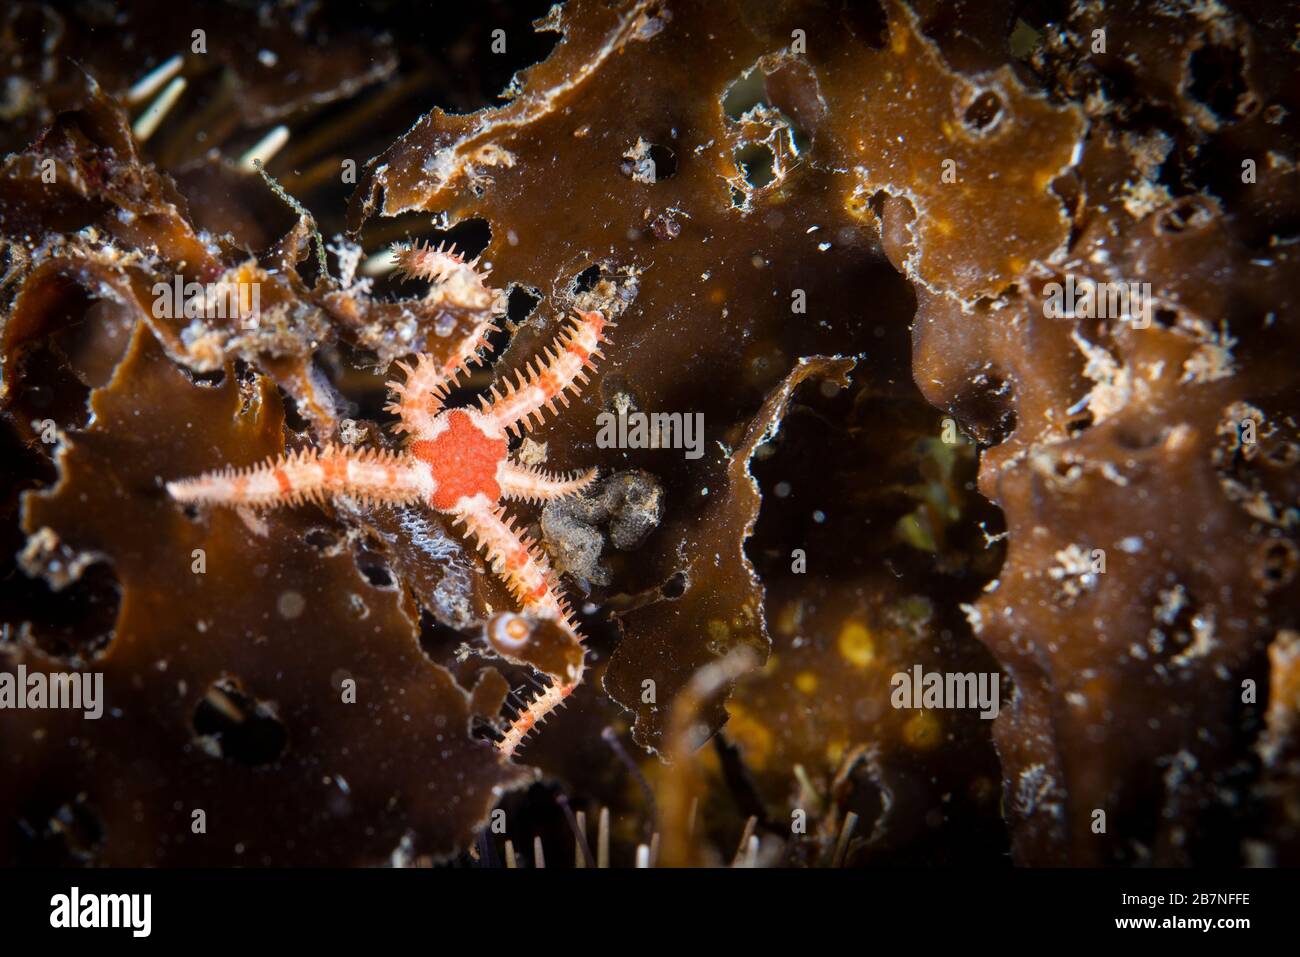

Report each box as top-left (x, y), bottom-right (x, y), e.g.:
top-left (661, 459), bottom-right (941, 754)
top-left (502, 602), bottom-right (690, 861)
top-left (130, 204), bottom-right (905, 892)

top-left (167, 242), bottom-right (613, 757)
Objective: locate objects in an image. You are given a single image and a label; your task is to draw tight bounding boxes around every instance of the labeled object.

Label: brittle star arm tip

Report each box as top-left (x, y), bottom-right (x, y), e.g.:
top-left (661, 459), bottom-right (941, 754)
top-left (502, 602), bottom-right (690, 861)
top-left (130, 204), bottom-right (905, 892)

top-left (384, 241), bottom-right (502, 436)
top-left (482, 309), bottom-right (614, 437)
top-left (498, 462), bottom-right (599, 504)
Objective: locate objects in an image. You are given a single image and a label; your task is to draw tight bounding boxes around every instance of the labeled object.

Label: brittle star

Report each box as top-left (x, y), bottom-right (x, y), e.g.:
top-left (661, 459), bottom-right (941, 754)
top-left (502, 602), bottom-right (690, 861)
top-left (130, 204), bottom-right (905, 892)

top-left (167, 243), bottom-right (612, 757)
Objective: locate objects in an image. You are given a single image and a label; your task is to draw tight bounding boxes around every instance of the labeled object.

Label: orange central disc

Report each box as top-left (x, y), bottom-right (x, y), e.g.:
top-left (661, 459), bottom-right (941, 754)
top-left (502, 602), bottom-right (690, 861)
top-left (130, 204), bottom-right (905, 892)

top-left (410, 410), bottom-right (507, 510)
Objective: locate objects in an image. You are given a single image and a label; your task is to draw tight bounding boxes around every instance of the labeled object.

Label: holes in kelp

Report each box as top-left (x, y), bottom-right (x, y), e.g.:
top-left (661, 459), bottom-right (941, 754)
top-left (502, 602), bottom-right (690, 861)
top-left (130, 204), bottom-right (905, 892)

top-left (963, 90), bottom-right (1003, 132)
top-left (192, 678), bottom-right (288, 767)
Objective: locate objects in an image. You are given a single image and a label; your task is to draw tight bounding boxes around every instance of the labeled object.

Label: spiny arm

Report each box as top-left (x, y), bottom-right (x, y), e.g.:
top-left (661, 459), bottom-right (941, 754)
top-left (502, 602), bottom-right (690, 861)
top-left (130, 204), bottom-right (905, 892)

top-left (453, 500), bottom-right (570, 620)
top-left (167, 444), bottom-right (426, 509)
top-left (384, 323), bottom-right (499, 437)
top-left (385, 242), bottom-right (501, 436)
top-left (453, 499), bottom-right (585, 756)
top-left (499, 679), bottom-right (576, 758)
top-left (392, 240), bottom-right (500, 313)
top-left (481, 310), bottom-right (612, 437)
top-left (497, 461), bottom-right (598, 504)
